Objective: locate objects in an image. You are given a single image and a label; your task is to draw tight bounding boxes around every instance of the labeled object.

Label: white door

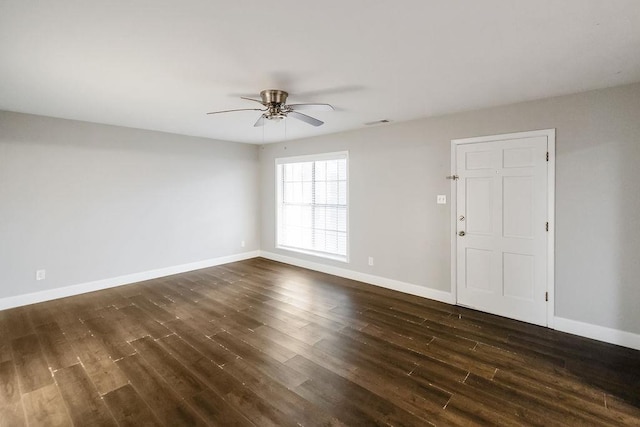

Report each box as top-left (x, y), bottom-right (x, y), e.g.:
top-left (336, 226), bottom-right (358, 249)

top-left (454, 132), bottom-right (551, 326)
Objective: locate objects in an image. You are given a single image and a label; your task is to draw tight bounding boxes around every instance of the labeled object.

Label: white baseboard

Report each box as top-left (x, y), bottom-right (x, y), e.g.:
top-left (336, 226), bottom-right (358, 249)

top-left (5, 249), bottom-right (637, 352)
top-left (0, 251), bottom-right (260, 311)
top-left (260, 251), bottom-right (640, 351)
top-left (259, 251), bottom-right (455, 305)
top-left (553, 317), bottom-right (640, 351)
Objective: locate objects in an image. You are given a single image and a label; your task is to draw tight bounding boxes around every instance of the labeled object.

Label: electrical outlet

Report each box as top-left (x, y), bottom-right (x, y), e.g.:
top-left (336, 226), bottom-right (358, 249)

top-left (437, 195), bottom-right (447, 204)
top-left (368, 257), bottom-right (374, 266)
top-left (241, 240), bottom-right (246, 248)
top-left (36, 269), bottom-right (46, 281)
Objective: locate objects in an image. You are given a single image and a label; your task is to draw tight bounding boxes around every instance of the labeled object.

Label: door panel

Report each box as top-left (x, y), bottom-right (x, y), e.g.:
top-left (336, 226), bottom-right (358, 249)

top-left (466, 248), bottom-right (493, 292)
top-left (465, 150), bottom-right (494, 170)
top-left (456, 135), bottom-right (548, 326)
top-left (466, 177), bottom-right (494, 235)
top-left (503, 252), bottom-right (535, 300)
top-left (503, 147), bottom-right (535, 168)
top-left (503, 176), bottom-right (534, 239)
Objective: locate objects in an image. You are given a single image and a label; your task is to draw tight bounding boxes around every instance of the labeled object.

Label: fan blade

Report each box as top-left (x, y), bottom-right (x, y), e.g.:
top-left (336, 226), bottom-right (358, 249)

top-left (240, 97), bottom-right (265, 105)
top-left (206, 108), bottom-right (264, 115)
top-left (288, 111), bottom-right (324, 127)
top-left (288, 103), bottom-right (334, 112)
top-left (254, 115), bottom-right (266, 127)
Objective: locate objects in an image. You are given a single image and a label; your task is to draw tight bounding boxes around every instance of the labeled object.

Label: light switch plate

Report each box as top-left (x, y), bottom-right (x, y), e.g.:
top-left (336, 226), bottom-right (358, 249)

top-left (437, 195), bottom-right (447, 204)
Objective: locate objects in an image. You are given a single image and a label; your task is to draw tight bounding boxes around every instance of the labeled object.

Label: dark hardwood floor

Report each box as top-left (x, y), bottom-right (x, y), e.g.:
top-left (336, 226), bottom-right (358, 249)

top-left (1, 257), bottom-right (639, 426)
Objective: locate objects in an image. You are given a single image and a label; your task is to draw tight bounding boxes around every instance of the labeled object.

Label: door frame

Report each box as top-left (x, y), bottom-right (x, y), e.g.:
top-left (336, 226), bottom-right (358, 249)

top-left (450, 129), bottom-right (556, 327)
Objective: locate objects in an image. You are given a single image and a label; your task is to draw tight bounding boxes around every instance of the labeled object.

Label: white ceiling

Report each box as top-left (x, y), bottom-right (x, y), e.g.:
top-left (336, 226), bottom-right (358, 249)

top-left (1, 1), bottom-right (639, 144)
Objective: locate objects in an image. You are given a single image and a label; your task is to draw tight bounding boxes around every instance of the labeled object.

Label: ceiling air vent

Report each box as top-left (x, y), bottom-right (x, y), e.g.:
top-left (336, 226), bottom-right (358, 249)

top-left (364, 119), bottom-right (391, 126)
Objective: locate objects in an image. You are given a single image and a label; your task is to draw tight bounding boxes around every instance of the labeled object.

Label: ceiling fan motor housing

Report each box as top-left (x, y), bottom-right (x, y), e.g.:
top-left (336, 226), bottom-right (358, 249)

top-left (261, 90), bottom-right (290, 120)
top-left (260, 89), bottom-right (288, 106)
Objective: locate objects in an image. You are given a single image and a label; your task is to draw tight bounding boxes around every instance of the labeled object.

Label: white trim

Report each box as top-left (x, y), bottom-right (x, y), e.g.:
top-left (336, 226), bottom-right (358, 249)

top-left (451, 129), bottom-right (554, 145)
top-left (450, 137), bottom-right (458, 304)
top-left (450, 129), bottom-right (556, 326)
top-left (274, 245), bottom-right (349, 263)
top-left (0, 251), bottom-right (260, 311)
top-left (546, 130), bottom-right (556, 328)
top-left (5, 247), bottom-right (638, 351)
top-left (260, 250), bottom-right (455, 304)
top-left (274, 151), bottom-right (350, 263)
top-left (275, 151), bottom-right (348, 164)
top-left (554, 317), bottom-right (640, 351)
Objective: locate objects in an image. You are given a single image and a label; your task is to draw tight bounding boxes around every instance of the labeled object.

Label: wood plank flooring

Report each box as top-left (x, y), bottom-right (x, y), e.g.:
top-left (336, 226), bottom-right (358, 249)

top-left (1, 257), bottom-right (639, 426)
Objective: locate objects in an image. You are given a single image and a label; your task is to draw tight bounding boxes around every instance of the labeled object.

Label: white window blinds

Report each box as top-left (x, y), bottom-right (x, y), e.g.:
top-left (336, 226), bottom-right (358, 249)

top-left (276, 152), bottom-right (348, 261)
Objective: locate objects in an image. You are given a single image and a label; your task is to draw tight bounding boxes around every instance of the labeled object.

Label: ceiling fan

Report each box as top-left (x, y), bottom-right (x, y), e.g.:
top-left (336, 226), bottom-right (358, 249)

top-left (207, 89), bottom-right (334, 127)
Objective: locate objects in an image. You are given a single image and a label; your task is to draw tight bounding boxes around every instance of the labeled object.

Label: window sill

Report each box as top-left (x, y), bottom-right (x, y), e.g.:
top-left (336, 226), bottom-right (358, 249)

top-left (276, 245), bottom-right (349, 263)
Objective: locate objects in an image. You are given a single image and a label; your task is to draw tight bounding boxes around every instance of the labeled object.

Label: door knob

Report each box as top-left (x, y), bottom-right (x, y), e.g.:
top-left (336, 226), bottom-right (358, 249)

top-left (458, 231), bottom-right (466, 236)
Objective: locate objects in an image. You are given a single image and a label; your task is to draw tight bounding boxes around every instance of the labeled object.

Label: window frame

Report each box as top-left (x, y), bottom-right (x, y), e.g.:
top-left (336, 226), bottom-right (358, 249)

top-left (275, 151), bottom-right (350, 263)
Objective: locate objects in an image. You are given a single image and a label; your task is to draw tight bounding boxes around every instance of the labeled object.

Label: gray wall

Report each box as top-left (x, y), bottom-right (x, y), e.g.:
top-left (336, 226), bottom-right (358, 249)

top-left (2, 83), bottom-right (639, 336)
top-left (260, 82), bottom-right (640, 335)
top-left (0, 111), bottom-right (260, 299)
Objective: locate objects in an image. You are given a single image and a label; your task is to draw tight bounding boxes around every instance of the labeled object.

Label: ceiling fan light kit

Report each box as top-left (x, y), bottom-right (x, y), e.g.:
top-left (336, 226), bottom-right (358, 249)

top-left (207, 89), bottom-right (334, 127)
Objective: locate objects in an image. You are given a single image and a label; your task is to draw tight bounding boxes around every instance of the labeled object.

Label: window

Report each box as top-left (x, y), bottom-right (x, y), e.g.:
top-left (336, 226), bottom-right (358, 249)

top-left (276, 152), bottom-right (348, 262)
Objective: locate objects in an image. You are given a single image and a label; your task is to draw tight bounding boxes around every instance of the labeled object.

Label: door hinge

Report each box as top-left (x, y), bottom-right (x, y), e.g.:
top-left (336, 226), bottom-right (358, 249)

top-left (545, 222), bottom-right (549, 232)
top-left (446, 175), bottom-right (459, 181)
top-left (546, 152), bottom-right (549, 161)
top-left (545, 292), bottom-right (548, 302)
